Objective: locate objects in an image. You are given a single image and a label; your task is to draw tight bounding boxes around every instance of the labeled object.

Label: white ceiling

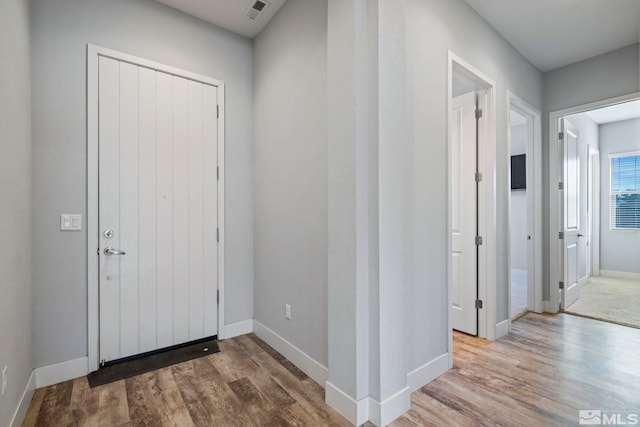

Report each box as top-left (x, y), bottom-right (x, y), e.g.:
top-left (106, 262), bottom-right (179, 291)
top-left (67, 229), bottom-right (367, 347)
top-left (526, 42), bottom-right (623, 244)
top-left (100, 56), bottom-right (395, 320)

top-left (464, 0), bottom-right (640, 72)
top-left (585, 99), bottom-right (640, 125)
top-left (155, 0), bottom-right (287, 39)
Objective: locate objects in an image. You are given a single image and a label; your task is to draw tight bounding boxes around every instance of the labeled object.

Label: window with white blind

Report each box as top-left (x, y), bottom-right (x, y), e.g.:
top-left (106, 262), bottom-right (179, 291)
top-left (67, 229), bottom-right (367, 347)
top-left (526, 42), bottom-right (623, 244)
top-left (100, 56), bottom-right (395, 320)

top-left (610, 152), bottom-right (640, 230)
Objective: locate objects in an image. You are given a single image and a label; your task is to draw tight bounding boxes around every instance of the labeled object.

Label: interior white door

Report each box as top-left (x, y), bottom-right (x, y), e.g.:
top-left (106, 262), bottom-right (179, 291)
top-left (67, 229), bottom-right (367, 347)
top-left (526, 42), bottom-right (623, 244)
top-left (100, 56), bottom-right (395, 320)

top-left (562, 119), bottom-right (580, 309)
top-left (99, 56), bottom-right (219, 363)
top-left (451, 91), bottom-right (478, 335)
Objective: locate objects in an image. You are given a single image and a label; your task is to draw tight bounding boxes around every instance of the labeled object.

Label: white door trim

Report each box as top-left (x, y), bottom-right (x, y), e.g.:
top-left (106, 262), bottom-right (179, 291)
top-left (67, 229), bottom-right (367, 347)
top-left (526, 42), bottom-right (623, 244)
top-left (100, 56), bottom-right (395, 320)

top-left (447, 51), bottom-right (497, 360)
top-left (87, 44), bottom-right (226, 372)
top-left (588, 146), bottom-right (600, 277)
top-left (506, 92), bottom-right (543, 328)
top-left (548, 91), bottom-right (640, 313)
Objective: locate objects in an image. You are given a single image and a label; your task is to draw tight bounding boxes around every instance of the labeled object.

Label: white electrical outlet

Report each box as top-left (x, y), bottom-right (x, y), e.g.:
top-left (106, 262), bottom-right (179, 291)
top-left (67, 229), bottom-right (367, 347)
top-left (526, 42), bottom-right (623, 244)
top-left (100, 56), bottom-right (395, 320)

top-left (285, 304), bottom-right (291, 320)
top-left (2, 366), bottom-right (7, 397)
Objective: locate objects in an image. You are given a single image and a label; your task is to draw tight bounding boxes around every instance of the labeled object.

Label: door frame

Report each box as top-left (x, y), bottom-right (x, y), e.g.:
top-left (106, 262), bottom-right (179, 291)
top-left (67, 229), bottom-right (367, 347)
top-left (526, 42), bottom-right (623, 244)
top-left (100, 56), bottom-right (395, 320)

top-left (547, 91), bottom-right (640, 313)
top-left (587, 146), bottom-right (600, 277)
top-left (447, 51), bottom-right (497, 364)
top-left (86, 44), bottom-right (226, 372)
top-left (506, 92), bottom-right (543, 326)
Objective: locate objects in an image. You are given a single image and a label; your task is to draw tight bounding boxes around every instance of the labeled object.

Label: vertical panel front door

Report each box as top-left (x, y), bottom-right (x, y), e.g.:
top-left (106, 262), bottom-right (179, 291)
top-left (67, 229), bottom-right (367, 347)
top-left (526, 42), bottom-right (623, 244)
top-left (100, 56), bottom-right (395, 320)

top-left (98, 56), bottom-right (219, 363)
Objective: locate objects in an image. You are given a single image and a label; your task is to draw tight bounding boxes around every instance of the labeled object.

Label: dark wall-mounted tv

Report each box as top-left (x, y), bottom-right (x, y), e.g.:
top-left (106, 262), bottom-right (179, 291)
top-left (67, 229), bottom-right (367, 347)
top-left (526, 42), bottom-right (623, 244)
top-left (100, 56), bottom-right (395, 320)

top-left (511, 154), bottom-right (526, 190)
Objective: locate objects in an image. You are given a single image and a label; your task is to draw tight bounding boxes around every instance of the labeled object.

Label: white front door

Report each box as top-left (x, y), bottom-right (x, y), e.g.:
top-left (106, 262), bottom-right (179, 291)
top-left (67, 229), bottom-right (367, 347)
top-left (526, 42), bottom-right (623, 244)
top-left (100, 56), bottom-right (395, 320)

top-left (98, 56), bottom-right (219, 363)
top-left (562, 119), bottom-right (580, 309)
top-left (451, 91), bottom-right (478, 335)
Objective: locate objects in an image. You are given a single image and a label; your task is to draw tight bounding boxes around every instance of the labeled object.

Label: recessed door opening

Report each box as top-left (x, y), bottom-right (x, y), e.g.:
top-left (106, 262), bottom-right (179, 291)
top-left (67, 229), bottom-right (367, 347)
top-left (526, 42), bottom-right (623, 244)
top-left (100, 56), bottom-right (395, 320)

top-left (551, 95), bottom-right (640, 329)
top-left (87, 45), bottom-right (226, 372)
top-left (509, 108), bottom-right (529, 319)
top-left (450, 88), bottom-right (480, 336)
top-left (447, 52), bottom-right (496, 349)
top-left (507, 92), bottom-right (543, 326)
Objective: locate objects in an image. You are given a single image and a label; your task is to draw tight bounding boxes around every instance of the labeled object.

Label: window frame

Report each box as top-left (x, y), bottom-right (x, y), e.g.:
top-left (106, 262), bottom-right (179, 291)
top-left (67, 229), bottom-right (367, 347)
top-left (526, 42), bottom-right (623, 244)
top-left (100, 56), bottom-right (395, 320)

top-left (609, 150), bottom-right (640, 231)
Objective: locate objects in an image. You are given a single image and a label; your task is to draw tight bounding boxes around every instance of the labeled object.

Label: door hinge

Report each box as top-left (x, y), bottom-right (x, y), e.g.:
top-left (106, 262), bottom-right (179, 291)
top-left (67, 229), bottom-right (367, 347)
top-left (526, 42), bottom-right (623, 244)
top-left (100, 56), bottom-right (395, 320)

top-left (475, 109), bottom-right (483, 119)
top-left (97, 247), bottom-right (100, 255)
top-left (475, 236), bottom-right (483, 246)
top-left (475, 300), bottom-right (483, 309)
top-left (558, 132), bottom-right (564, 140)
top-left (217, 289), bottom-right (219, 304)
top-left (558, 182), bottom-right (564, 190)
top-left (558, 231), bottom-right (564, 240)
top-left (217, 104), bottom-right (219, 118)
top-left (475, 172), bottom-right (483, 183)
top-left (559, 281), bottom-right (565, 290)
top-left (217, 166), bottom-right (219, 180)
top-left (217, 228), bottom-right (219, 242)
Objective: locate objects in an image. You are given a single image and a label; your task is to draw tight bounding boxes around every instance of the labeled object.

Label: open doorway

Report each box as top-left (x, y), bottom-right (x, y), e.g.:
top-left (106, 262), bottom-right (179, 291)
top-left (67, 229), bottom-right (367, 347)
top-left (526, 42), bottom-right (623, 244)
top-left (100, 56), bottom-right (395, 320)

top-left (447, 52), bottom-right (497, 344)
top-left (509, 108), bottom-right (529, 318)
top-left (550, 95), bottom-right (640, 329)
top-left (508, 93), bottom-right (543, 323)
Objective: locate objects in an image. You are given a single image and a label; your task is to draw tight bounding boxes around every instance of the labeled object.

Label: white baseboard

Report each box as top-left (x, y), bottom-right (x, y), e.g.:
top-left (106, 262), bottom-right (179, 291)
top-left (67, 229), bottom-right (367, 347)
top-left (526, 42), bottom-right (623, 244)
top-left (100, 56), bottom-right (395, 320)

top-left (544, 300), bottom-right (558, 313)
top-left (578, 275), bottom-right (589, 286)
top-left (368, 386), bottom-right (411, 427)
top-left (35, 357), bottom-right (88, 388)
top-left (325, 381), bottom-right (369, 426)
top-left (9, 370), bottom-right (36, 427)
top-left (600, 270), bottom-right (640, 281)
top-left (495, 319), bottom-right (509, 339)
top-left (252, 320), bottom-right (328, 387)
top-left (407, 353), bottom-right (449, 392)
top-left (326, 380), bottom-right (413, 426)
top-left (222, 319), bottom-right (253, 339)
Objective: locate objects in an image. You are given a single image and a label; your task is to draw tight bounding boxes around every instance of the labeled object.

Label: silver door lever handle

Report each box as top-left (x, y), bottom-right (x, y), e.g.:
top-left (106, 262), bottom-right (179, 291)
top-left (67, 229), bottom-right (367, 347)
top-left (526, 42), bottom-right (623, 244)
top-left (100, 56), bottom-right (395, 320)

top-left (104, 247), bottom-right (126, 256)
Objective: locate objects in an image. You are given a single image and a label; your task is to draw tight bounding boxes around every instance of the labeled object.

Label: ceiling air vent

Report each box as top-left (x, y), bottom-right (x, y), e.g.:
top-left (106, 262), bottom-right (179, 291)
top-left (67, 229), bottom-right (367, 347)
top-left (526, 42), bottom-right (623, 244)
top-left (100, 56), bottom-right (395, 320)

top-left (246, 0), bottom-right (270, 21)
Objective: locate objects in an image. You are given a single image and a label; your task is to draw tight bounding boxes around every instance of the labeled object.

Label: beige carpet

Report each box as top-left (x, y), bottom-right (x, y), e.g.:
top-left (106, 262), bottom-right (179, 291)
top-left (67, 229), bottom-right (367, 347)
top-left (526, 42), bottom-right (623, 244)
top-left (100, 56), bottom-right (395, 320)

top-left (565, 275), bottom-right (640, 329)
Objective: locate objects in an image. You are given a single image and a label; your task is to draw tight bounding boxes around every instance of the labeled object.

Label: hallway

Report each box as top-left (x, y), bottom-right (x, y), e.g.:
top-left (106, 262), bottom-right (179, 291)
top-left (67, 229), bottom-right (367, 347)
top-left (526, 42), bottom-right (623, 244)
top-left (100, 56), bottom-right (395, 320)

top-left (393, 313), bottom-right (640, 426)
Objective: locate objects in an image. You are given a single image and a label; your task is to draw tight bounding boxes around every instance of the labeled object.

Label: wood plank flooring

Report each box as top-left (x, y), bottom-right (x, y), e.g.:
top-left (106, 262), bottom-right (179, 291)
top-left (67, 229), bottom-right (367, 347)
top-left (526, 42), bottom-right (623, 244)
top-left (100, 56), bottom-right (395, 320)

top-left (392, 313), bottom-right (640, 427)
top-left (24, 313), bottom-right (640, 426)
top-left (23, 334), bottom-right (351, 427)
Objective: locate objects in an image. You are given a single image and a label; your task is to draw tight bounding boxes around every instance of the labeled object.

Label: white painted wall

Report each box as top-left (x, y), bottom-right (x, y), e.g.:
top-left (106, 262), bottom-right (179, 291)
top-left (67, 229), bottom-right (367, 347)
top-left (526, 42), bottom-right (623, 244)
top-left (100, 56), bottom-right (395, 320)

top-left (326, 0), bottom-right (372, 406)
top-left (253, 0), bottom-right (328, 367)
top-left (599, 118), bottom-right (640, 273)
top-left (564, 113), bottom-right (599, 281)
top-left (510, 124), bottom-right (527, 271)
top-left (404, 0), bottom-right (543, 363)
top-left (542, 44), bottom-right (639, 300)
top-left (0, 0), bottom-right (34, 424)
top-left (30, 0), bottom-right (254, 368)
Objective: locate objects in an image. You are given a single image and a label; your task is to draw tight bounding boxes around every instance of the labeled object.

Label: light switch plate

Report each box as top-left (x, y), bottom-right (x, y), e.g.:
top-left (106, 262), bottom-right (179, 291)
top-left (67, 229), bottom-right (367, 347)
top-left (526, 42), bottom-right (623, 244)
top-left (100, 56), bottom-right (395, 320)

top-left (60, 214), bottom-right (82, 231)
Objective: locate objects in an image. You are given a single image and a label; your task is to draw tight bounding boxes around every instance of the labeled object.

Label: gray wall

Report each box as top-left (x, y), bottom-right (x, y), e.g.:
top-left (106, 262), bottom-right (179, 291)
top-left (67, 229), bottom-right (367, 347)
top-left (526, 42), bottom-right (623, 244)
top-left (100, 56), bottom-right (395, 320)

top-left (253, 0), bottom-right (328, 366)
top-left (542, 44), bottom-right (640, 300)
top-left (599, 118), bottom-right (640, 273)
top-left (404, 0), bottom-right (543, 369)
top-left (0, 0), bottom-right (33, 423)
top-left (30, 0), bottom-right (254, 368)
top-left (544, 45), bottom-right (640, 115)
top-left (510, 124), bottom-right (527, 271)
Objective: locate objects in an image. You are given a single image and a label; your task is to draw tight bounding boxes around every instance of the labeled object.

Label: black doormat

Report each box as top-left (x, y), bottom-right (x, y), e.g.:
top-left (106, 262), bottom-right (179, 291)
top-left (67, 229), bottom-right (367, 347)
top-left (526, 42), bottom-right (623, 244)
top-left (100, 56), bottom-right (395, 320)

top-left (87, 337), bottom-right (220, 387)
